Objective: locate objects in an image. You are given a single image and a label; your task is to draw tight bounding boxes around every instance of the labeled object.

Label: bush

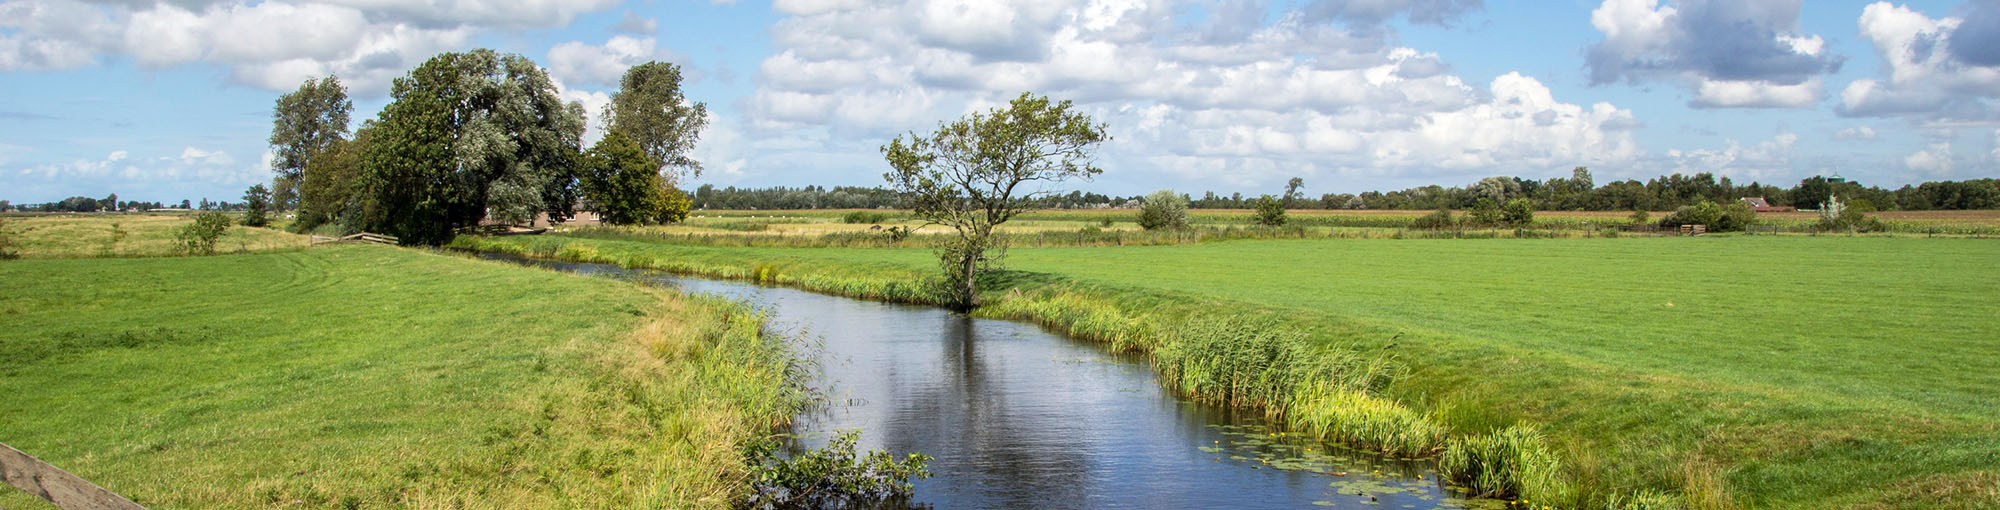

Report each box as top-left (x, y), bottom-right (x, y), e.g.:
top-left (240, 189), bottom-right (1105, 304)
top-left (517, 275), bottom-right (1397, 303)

top-left (658, 186), bottom-right (692, 224)
top-left (1661, 200), bottom-right (1755, 232)
top-left (1501, 198), bottom-right (1535, 226)
top-left (241, 184), bottom-right (272, 227)
top-left (1251, 195), bottom-right (1287, 226)
top-left (175, 212), bottom-right (234, 255)
top-left (1628, 208), bottom-right (1650, 224)
top-left (1468, 198), bottom-right (1503, 226)
top-left (1137, 189), bottom-right (1190, 230)
top-left (842, 211), bottom-right (890, 224)
top-left (1411, 209), bottom-right (1456, 230)
top-left (748, 430), bottom-right (932, 508)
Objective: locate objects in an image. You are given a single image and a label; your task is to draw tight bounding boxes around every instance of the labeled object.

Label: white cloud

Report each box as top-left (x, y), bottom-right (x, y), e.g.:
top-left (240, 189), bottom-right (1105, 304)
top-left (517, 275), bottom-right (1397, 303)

top-left (547, 36), bottom-right (682, 87)
top-left (0, 0), bottom-right (609, 94)
top-left (12, 146), bottom-right (261, 188)
top-left (1586, 0), bottom-right (1839, 109)
top-left (1837, 2), bottom-right (2000, 121)
top-left (1667, 132), bottom-right (1799, 181)
top-left (1904, 142), bottom-right (1953, 176)
top-left (740, 0), bottom-right (1639, 191)
top-left (1833, 125), bottom-right (1879, 141)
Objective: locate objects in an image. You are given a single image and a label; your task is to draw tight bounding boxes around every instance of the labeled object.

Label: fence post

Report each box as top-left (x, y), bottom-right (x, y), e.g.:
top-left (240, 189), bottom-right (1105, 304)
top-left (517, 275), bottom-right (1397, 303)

top-left (1, 442), bottom-right (146, 509)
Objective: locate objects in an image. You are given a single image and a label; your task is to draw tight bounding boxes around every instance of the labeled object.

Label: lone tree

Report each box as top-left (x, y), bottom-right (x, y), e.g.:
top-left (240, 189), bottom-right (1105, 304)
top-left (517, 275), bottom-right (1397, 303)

top-left (583, 131), bottom-right (670, 225)
top-left (269, 76), bottom-right (353, 212)
top-left (882, 92), bottom-right (1109, 309)
top-left (603, 62), bottom-right (709, 186)
top-left (241, 184), bottom-right (272, 227)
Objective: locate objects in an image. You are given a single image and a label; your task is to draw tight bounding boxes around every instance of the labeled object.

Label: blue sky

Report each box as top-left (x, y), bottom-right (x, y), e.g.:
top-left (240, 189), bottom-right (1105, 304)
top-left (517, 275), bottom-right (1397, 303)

top-left (3, 0), bottom-right (1997, 204)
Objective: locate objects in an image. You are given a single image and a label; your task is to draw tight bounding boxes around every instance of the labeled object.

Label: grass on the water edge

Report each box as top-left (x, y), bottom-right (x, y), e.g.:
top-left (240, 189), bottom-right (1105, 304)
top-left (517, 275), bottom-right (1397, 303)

top-left (0, 245), bottom-right (803, 509)
top-left (454, 232), bottom-right (2000, 509)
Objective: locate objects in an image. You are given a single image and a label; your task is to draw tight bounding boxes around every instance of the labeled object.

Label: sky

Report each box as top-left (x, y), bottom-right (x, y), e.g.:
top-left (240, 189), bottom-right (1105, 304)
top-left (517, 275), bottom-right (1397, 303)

top-left (3, 0), bottom-right (1999, 204)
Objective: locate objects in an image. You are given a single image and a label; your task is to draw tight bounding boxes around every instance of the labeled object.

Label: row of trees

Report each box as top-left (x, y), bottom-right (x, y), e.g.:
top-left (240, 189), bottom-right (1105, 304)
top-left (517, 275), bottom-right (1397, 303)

top-left (8, 195), bottom-right (235, 212)
top-left (272, 51), bottom-right (707, 244)
top-left (1268, 170), bottom-right (1999, 212)
top-left (673, 172), bottom-right (2000, 213)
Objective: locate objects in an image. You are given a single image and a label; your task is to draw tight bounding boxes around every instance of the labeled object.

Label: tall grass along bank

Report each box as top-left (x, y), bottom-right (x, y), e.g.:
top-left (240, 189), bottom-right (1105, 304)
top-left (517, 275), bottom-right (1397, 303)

top-left (0, 245), bottom-right (805, 509)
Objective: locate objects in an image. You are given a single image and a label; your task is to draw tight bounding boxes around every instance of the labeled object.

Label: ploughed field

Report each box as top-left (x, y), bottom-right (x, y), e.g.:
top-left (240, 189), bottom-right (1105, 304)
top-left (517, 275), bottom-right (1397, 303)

top-left (458, 232), bottom-right (2000, 508)
top-left (0, 245), bottom-right (794, 509)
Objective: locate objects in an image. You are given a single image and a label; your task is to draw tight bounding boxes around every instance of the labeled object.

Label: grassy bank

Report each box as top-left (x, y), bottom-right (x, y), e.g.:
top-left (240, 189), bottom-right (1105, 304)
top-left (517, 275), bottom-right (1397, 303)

top-left (0, 245), bottom-right (803, 508)
top-left (0, 213), bottom-right (308, 258)
top-left (450, 233), bottom-right (2000, 509)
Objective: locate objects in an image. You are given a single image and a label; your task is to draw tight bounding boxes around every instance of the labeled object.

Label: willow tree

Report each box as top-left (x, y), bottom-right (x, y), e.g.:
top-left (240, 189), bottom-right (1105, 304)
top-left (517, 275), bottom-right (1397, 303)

top-left (355, 49), bottom-right (585, 245)
top-left (603, 62), bottom-right (708, 185)
top-left (882, 93), bottom-right (1109, 309)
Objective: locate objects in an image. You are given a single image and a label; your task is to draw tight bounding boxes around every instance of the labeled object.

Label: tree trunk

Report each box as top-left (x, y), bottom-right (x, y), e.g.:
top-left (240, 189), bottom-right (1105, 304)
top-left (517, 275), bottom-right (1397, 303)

top-left (956, 250), bottom-right (979, 310)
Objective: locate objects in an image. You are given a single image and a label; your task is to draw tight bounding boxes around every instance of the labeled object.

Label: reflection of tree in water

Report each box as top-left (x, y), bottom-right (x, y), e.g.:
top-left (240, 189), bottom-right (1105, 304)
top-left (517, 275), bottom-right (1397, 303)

top-left (880, 314), bottom-right (1096, 507)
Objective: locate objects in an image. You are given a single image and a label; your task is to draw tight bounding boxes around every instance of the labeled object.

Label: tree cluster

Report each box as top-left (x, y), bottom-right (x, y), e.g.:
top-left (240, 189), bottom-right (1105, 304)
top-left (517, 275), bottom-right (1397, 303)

top-left (1190, 170), bottom-right (2000, 212)
top-left (272, 53), bottom-right (707, 244)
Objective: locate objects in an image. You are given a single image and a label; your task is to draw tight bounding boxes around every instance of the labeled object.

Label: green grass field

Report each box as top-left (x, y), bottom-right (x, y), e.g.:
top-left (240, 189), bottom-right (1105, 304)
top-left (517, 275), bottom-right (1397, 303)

top-left (0, 245), bottom-right (799, 509)
top-left (0, 213), bottom-right (308, 258)
top-left (453, 233), bottom-right (2000, 509)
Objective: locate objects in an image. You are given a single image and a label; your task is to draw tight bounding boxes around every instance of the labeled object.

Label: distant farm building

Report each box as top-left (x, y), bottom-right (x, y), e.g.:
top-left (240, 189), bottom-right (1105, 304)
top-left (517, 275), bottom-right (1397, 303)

top-left (1741, 197), bottom-right (1795, 212)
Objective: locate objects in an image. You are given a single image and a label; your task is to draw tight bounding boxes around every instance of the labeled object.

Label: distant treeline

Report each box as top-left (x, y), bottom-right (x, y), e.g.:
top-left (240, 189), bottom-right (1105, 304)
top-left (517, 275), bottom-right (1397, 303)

top-left (688, 170), bottom-right (2000, 212)
top-left (692, 184), bottom-right (1140, 210)
top-left (4, 195), bottom-right (228, 213)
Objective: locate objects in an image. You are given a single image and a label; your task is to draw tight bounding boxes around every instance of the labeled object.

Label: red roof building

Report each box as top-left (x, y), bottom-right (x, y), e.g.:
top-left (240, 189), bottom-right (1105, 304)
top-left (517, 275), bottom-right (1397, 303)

top-left (1742, 197), bottom-right (1795, 212)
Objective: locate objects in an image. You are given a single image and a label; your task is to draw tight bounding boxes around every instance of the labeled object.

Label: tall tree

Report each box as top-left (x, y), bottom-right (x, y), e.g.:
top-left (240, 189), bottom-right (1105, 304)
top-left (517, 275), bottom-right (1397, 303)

top-left (355, 49), bottom-right (586, 244)
top-left (882, 92), bottom-right (1109, 309)
top-left (269, 76), bottom-right (353, 211)
top-left (603, 62), bottom-right (709, 185)
top-left (1282, 177), bottom-right (1304, 207)
top-left (583, 131), bottom-right (669, 225)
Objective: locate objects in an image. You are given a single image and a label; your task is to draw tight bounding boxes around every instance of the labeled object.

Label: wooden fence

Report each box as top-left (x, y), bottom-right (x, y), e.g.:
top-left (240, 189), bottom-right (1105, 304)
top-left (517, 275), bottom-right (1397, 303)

top-left (310, 232), bottom-right (400, 245)
top-left (1, 442), bottom-right (145, 509)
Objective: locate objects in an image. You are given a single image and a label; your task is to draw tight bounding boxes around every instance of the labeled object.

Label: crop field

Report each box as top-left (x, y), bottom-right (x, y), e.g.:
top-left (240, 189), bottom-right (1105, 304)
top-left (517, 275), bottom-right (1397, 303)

top-left (0, 245), bottom-right (797, 509)
top-left (0, 213), bottom-right (308, 258)
top-left (455, 232), bottom-right (2000, 509)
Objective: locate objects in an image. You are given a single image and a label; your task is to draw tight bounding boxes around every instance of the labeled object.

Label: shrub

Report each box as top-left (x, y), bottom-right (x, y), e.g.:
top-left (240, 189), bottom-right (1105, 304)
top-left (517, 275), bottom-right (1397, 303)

top-left (842, 211), bottom-right (890, 224)
top-left (1501, 198), bottom-right (1535, 226)
top-left (1251, 195), bottom-right (1287, 226)
top-left (1718, 201), bottom-right (1757, 231)
top-left (1098, 217), bottom-right (1114, 228)
top-left (1468, 198), bottom-right (1503, 226)
top-left (658, 186), bottom-right (692, 224)
top-left (1411, 209), bottom-right (1456, 230)
top-left (1628, 208), bottom-right (1650, 224)
top-left (748, 430), bottom-right (932, 508)
top-left (175, 212), bottom-right (234, 255)
top-left (1137, 189), bottom-right (1190, 230)
top-left (241, 184), bottom-right (272, 227)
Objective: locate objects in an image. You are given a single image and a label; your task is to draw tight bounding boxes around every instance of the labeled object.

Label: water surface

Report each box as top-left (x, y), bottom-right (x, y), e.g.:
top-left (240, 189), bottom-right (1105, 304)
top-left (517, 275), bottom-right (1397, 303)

top-left (482, 253), bottom-right (1487, 509)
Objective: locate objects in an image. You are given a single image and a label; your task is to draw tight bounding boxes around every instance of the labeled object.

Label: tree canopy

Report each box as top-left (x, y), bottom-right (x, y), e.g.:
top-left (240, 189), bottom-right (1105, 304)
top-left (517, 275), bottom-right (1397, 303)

top-left (269, 76), bottom-right (352, 211)
top-left (353, 49), bottom-right (586, 245)
top-left (882, 92), bottom-right (1109, 308)
top-left (605, 62), bottom-right (708, 184)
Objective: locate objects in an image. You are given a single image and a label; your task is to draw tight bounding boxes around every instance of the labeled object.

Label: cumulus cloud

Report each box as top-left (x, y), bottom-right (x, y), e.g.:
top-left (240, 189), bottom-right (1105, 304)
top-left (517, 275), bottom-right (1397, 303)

top-left (1586, 0), bottom-right (1841, 109)
top-left (0, 0), bottom-right (617, 93)
top-left (612, 10), bottom-right (658, 35)
top-left (1833, 125), bottom-right (1880, 141)
top-left (12, 146), bottom-right (264, 190)
top-left (1837, 2), bottom-right (2000, 122)
top-left (738, 0), bottom-right (1638, 190)
top-left (1667, 132), bottom-right (1800, 181)
top-left (547, 36), bottom-right (687, 87)
top-left (1904, 142), bottom-right (1953, 176)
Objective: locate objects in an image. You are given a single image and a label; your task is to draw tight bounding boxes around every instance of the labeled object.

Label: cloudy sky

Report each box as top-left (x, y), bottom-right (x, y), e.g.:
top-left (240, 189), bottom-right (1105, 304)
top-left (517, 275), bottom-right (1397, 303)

top-left (3, 0), bottom-right (1998, 203)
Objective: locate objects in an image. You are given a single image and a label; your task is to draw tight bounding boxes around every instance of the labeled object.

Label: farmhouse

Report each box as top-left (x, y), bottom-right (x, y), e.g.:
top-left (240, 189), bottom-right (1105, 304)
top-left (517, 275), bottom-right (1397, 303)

top-left (1741, 197), bottom-right (1795, 213)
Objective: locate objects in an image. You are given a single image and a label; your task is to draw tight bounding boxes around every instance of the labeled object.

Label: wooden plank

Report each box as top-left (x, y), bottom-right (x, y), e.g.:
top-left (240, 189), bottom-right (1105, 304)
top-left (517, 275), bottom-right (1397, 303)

top-left (0, 442), bottom-right (146, 510)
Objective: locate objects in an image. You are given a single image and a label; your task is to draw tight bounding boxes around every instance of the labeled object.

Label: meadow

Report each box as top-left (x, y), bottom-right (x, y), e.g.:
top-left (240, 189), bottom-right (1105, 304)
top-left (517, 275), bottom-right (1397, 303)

top-left (452, 232), bottom-right (2000, 509)
top-left (0, 245), bottom-right (801, 509)
top-left (0, 213), bottom-right (309, 258)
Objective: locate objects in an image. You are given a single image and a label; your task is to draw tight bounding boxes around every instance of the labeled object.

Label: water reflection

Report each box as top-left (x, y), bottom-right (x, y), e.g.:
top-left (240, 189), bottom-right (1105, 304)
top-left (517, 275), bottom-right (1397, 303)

top-left (480, 253), bottom-right (1487, 509)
